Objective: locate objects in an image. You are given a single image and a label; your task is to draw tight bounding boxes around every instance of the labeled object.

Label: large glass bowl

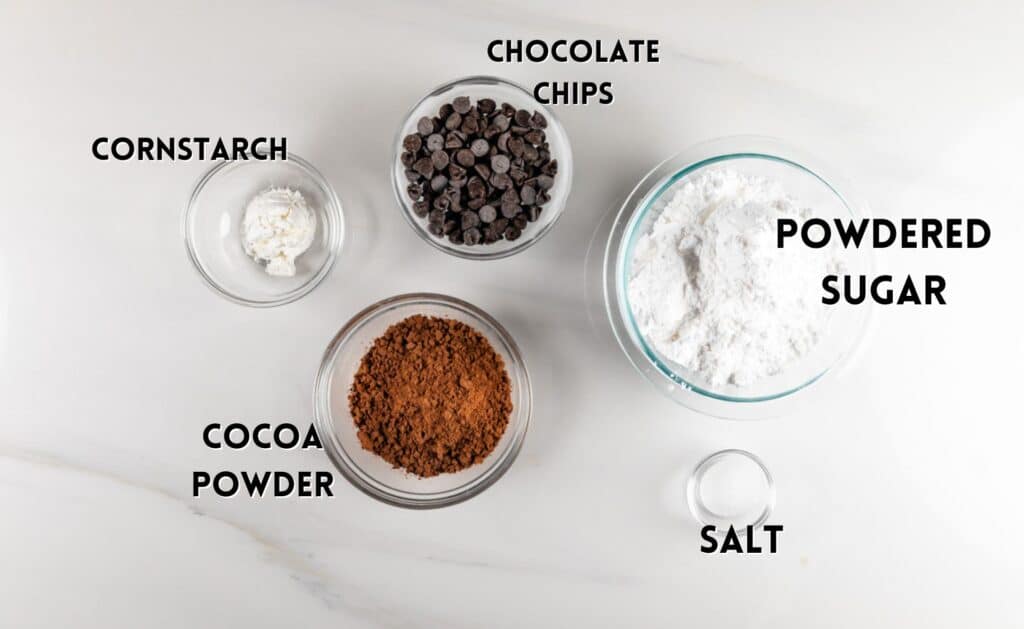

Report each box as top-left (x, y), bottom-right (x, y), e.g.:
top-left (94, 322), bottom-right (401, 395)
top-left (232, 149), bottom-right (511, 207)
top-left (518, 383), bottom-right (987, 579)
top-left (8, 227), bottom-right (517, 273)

top-left (391, 76), bottom-right (573, 260)
top-left (183, 153), bottom-right (344, 307)
top-left (313, 293), bottom-right (532, 508)
top-left (603, 137), bottom-right (873, 419)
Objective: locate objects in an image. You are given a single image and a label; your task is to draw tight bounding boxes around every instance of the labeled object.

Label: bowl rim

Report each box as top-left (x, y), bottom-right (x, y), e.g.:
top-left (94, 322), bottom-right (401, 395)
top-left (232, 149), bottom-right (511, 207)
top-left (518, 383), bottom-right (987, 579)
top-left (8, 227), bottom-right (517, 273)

top-left (602, 135), bottom-right (874, 418)
top-left (182, 152), bottom-right (345, 307)
top-left (313, 292), bottom-right (533, 509)
top-left (390, 74), bottom-right (573, 261)
top-left (686, 448), bottom-right (776, 533)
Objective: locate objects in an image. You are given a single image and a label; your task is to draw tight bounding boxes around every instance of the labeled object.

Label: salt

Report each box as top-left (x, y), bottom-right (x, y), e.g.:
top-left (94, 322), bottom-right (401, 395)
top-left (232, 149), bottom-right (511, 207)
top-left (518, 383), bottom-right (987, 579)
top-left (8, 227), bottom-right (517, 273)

top-left (699, 454), bottom-right (770, 518)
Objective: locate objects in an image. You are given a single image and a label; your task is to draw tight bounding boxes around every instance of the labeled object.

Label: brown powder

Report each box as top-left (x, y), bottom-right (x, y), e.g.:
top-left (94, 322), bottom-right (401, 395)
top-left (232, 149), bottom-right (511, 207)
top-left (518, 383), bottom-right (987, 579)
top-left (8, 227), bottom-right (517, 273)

top-left (348, 315), bottom-right (513, 477)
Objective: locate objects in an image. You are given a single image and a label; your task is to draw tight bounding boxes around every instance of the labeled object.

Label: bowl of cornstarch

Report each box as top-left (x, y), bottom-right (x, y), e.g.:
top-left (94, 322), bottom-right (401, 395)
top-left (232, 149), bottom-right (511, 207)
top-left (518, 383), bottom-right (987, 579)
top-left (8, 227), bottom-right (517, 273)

top-left (603, 137), bottom-right (872, 419)
top-left (184, 153), bottom-right (344, 307)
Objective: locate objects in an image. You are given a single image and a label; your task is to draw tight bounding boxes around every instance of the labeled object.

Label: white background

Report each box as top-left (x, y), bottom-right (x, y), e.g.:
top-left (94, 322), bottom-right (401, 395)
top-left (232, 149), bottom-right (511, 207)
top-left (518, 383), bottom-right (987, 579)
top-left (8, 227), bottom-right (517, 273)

top-left (2, 1), bottom-right (1022, 627)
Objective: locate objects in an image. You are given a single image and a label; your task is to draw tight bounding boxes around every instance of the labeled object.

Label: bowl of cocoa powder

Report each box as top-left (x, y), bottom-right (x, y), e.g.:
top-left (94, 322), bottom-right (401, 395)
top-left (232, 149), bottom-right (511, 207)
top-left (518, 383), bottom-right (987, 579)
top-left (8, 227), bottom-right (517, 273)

top-left (313, 293), bottom-right (532, 508)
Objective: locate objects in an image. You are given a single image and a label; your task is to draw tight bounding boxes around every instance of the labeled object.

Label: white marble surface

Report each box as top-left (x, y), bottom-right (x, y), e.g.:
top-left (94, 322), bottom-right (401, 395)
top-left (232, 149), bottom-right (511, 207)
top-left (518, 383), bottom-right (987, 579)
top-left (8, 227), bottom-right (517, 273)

top-left (2, 1), bottom-right (1023, 626)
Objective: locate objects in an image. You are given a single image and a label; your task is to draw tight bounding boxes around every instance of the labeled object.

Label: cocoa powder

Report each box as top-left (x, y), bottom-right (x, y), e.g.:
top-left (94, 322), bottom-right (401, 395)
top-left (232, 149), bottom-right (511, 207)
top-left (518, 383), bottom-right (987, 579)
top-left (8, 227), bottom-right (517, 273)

top-left (348, 315), bottom-right (513, 477)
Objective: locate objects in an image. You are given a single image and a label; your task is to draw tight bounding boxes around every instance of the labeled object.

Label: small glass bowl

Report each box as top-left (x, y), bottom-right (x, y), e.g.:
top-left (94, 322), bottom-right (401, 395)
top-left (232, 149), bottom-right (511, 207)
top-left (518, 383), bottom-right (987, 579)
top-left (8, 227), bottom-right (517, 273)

top-left (604, 137), bottom-right (873, 419)
top-left (687, 449), bottom-right (775, 534)
top-left (313, 293), bottom-right (532, 509)
top-left (183, 153), bottom-right (344, 307)
top-left (391, 76), bottom-right (573, 260)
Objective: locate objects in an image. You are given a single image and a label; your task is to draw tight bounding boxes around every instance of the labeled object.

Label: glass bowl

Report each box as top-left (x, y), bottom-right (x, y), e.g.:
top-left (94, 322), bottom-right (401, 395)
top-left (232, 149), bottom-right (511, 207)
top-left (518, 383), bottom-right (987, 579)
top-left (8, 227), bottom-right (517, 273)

top-left (313, 293), bottom-right (532, 508)
top-left (391, 75), bottom-right (573, 260)
top-left (687, 449), bottom-right (775, 535)
top-left (603, 137), bottom-right (873, 419)
top-left (183, 153), bottom-right (344, 307)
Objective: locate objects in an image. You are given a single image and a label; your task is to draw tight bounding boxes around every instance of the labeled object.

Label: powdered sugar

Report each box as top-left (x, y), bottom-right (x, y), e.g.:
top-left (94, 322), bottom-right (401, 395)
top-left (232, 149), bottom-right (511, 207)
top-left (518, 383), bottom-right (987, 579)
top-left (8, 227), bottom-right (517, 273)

top-left (627, 167), bottom-right (842, 388)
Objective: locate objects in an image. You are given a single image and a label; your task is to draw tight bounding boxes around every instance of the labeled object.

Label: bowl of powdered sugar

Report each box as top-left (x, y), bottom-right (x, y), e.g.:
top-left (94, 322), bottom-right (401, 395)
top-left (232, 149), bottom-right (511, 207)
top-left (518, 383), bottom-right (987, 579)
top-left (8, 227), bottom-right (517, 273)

top-left (604, 137), bottom-right (871, 418)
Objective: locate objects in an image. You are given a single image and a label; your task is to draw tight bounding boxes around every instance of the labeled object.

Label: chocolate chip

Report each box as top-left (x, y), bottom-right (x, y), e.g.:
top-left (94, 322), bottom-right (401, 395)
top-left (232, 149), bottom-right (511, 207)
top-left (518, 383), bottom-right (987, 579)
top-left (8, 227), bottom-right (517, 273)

top-left (456, 149), bottom-right (476, 167)
top-left (430, 150), bottom-right (449, 170)
top-left (500, 201), bottom-right (521, 219)
top-left (507, 136), bottom-right (525, 157)
top-left (403, 134), bottom-right (422, 153)
top-left (445, 134), bottom-right (463, 149)
top-left (426, 133), bottom-right (444, 152)
top-left (461, 210), bottom-right (480, 231)
top-left (513, 214), bottom-right (528, 230)
top-left (524, 129), bottom-right (544, 145)
top-left (467, 176), bottom-right (486, 199)
top-left (463, 227), bottom-right (482, 245)
top-left (491, 154), bottom-right (510, 174)
top-left (492, 114), bottom-right (510, 132)
top-left (496, 131), bottom-right (511, 153)
top-left (413, 199), bottom-right (430, 217)
top-left (417, 117), bottom-right (435, 136)
top-left (527, 205), bottom-right (542, 221)
top-left (479, 204), bottom-right (497, 223)
top-left (448, 163), bottom-right (466, 180)
top-left (530, 111), bottom-right (547, 129)
top-left (492, 172), bottom-right (512, 189)
top-left (520, 185), bottom-right (537, 205)
top-left (470, 138), bottom-right (489, 157)
top-left (536, 174), bottom-right (554, 190)
top-left (478, 98), bottom-right (496, 113)
top-left (452, 96), bottom-right (472, 115)
top-left (445, 112), bottom-right (462, 130)
top-left (447, 193), bottom-right (462, 211)
top-left (514, 109), bottom-right (532, 126)
top-left (430, 174), bottom-right (448, 192)
top-left (504, 225), bottom-right (522, 241)
top-left (461, 116), bottom-right (479, 134)
top-left (509, 167), bottom-right (528, 186)
top-left (400, 151), bottom-right (416, 167)
top-left (413, 157), bottom-right (434, 178)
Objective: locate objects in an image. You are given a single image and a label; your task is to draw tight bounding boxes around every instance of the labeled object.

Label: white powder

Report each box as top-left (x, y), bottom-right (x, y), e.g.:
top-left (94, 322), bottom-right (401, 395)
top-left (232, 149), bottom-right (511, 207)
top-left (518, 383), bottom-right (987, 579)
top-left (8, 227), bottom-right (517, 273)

top-left (242, 187), bottom-right (317, 277)
top-left (627, 167), bottom-right (841, 388)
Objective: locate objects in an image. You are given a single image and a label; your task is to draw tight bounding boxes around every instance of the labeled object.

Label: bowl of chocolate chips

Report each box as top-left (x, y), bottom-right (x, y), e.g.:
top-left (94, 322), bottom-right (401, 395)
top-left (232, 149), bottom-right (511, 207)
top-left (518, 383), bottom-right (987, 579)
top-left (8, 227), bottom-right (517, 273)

top-left (392, 76), bottom-right (573, 259)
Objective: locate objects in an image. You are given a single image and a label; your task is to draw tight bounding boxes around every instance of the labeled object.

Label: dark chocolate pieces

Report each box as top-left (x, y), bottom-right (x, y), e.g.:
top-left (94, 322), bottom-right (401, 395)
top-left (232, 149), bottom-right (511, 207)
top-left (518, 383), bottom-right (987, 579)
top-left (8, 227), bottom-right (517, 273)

top-left (402, 96), bottom-right (557, 247)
